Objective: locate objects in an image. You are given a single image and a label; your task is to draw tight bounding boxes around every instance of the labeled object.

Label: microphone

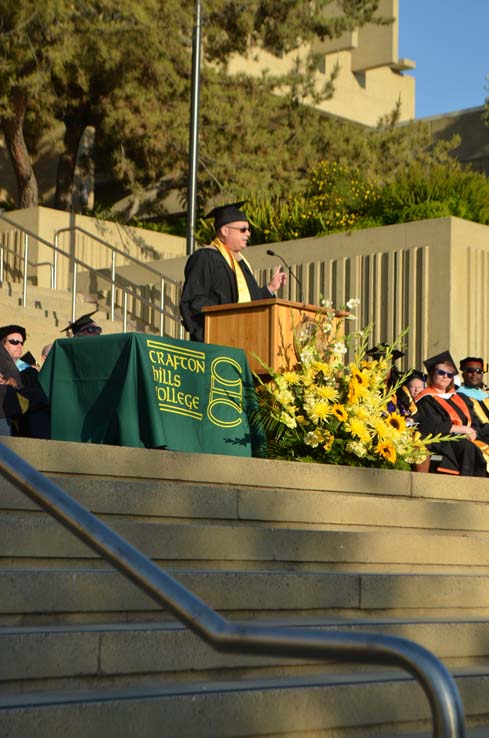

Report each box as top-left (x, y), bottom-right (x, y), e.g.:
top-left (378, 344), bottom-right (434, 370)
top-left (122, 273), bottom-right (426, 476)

top-left (266, 249), bottom-right (305, 303)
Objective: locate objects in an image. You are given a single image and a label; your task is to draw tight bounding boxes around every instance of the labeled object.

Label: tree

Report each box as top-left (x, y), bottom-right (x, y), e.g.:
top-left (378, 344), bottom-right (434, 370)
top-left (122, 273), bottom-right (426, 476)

top-left (0, 0), bottom-right (384, 211)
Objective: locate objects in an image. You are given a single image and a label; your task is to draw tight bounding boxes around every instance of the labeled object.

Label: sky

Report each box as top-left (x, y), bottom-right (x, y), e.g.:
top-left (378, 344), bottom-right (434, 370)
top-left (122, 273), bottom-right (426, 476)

top-left (398, 0), bottom-right (489, 119)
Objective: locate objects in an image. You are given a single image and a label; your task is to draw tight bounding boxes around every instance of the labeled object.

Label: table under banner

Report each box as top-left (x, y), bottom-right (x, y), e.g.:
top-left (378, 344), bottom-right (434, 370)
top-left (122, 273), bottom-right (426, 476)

top-left (39, 333), bottom-right (264, 457)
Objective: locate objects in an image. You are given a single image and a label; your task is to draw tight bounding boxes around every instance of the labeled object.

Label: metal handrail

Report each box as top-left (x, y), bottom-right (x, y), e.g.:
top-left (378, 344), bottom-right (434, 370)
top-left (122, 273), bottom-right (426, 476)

top-left (53, 225), bottom-right (180, 286)
top-left (0, 441), bottom-right (465, 738)
top-left (0, 240), bottom-right (54, 288)
top-left (54, 225), bottom-right (181, 333)
top-left (0, 213), bottom-right (183, 337)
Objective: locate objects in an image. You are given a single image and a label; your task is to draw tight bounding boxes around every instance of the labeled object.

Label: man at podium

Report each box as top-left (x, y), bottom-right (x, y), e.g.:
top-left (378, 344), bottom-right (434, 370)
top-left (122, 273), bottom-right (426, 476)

top-left (179, 201), bottom-right (286, 342)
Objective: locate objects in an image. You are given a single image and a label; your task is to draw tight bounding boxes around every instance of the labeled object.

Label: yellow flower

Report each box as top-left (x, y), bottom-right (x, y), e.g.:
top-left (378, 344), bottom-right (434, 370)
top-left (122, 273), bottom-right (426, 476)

top-left (346, 417), bottom-right (371, 444)
top-left (348, 379), bottom-right (369, 403)
top-left (376, 441), bottom-right (397, 464)
top-left (323, 433), bottom-right (334, 452)
top-left (332, 404), bottom-right (348, 422)
top-left (386, 412), bottom-right (407, 433)
top-left (316, 385), bottom-right (338, 402)
top-left (282, 371), bottom-right (300, 385)
top-left (309, 400), bottom-right (332, 423)
top-left (312, 361), bottom-right (332, 375)
top-left (351, 367), bottom-right (369, 385)
top-left (280, 411), bottom-right (297, 429)
top-left (373, 418), bottom-right (391, 440)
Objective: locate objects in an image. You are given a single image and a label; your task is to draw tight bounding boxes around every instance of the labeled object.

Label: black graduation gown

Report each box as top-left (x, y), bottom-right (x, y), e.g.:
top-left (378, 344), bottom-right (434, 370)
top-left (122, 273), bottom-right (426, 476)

top-left (179, 248), bottom-right (272, 342)
top-left (0, 344), bottom-right (50, 438)
top-left (413, 392), bottom-right (489, 476)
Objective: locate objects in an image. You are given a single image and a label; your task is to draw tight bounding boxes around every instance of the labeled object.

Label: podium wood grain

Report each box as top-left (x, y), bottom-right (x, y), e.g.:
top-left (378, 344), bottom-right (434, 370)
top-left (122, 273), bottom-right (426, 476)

top-left (203, 298), bottom-right (328, 375)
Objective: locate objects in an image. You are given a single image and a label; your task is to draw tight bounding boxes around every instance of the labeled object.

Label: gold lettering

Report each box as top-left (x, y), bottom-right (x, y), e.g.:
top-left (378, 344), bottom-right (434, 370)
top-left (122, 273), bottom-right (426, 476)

top-left (207, 357), bottom-right (243, 428)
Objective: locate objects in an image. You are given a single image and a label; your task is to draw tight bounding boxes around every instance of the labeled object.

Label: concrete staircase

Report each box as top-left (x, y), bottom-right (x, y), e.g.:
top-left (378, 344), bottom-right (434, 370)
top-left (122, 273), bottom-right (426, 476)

top-left (0, 437), bottom-right (488, 736)
top-left (0, 281), bottom-right (128, 361)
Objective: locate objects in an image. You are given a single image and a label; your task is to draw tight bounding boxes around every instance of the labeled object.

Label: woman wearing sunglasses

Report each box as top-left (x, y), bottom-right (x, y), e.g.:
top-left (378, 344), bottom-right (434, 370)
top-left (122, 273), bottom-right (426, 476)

top-left (413, 350), bottom-right (489, 476)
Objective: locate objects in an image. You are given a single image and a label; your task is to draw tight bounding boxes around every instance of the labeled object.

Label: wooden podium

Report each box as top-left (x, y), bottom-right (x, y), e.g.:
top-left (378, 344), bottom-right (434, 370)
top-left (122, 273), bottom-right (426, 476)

top-left (202, 298), bottom-right (332, 375)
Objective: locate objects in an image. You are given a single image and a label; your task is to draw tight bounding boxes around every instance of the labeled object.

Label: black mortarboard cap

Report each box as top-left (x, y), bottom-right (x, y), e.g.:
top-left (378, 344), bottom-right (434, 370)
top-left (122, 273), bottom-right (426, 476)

top-left (20, 351), bottom-right (37, 366)
top-left (205, 201), bottom-right (248, 230)
top-left (460, 356), bottom-right (486, 371)
top-left (423, 350), bottom-right (457, 372)
top-left (402, 369), bottom-right (426, 384)
top-left (366, 342), bottom-right (405, 361)
top-left (61, 310), bottom-right (98, 335)
top-left (0, 324), bottom-right (26, 342)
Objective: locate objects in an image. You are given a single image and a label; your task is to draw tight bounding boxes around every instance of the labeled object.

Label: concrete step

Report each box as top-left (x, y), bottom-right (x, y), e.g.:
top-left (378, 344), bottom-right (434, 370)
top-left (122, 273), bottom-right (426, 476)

top-left (4, 438), bottom-right (489, 507)
top-left (2, 617), bottom-right (489, 689)
top-left (0, 281), bottom-right (129, 359)
top-left (4, 514), bottom-right (489, 570)
top-left (5, 569), bottom-right (489, 624)
top-left (0, 665), bottom-right (485, 738)
top-left (6, 474), bottom-right (489, 538)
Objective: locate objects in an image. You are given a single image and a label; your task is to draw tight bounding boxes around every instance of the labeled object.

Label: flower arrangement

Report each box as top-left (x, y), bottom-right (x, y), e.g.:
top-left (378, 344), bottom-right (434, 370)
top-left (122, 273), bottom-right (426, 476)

top-left (254, 301), bottom-right (444, 470)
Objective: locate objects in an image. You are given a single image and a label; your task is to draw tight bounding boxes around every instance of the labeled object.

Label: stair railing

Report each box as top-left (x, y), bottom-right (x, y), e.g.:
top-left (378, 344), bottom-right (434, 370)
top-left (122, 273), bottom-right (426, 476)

top-left (0, 213), bottom-right (183, 337)
top-left (0, 239), bottom-right (54, 293)
top-left (0, 441), bottom-right (465, 738)
top-left (53, 225), bottom-right (181, 329)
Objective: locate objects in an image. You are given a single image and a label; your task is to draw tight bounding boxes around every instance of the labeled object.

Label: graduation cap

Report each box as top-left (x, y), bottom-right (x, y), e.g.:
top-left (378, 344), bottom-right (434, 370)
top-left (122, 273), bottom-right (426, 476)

top-left (20, 351), bottom-right (37, 367)
top-left (0, 324), bottom-right (26, 342)
top-left (366, 343), bottom-right (405, 361)
top-left (205, 201), bottom-right (248, 230)
top-left (402, 369), bottom-right (426, 385)
top-left (460, 356), bottom-right (486, 372)
top-left (61, 310), bottom-right (101, 336)
top-left (423, 350), bottom-right (457, 373)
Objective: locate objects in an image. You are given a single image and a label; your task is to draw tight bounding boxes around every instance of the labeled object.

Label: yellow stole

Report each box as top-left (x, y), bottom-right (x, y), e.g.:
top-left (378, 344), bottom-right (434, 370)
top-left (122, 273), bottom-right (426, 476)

top-left (211, 238), bottom-right (252, 303)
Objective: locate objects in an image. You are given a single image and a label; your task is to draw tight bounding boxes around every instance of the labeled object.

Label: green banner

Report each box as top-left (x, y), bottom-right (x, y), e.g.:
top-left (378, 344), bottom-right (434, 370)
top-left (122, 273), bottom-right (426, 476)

top-left (40, 333), bottom-right (263, 457)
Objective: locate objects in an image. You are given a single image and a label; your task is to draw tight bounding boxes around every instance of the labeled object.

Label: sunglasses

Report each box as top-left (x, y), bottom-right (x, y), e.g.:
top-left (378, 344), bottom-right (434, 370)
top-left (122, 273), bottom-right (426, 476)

top-left (5, 339), bottom-right (24, 346)
top-left (226, 225), bottom-right (251, 233)
top-left (464, 367), bottom-right (484, 374)
top-left (435, 369), bottom-right (455, 378)
top-left (78, 325), bottom-right (102, 335)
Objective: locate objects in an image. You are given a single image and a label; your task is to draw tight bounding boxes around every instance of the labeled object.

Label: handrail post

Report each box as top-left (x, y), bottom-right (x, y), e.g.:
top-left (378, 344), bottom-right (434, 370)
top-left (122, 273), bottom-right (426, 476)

top-left (159, 276), bottom-right (165, 336)
top-left (22, 232), bottom-right (28, 307)
top-left (110, 250), bottom-right (116, 321)
top-left (71, 260), bottom-right (78, 323)
top-left (53, 234), bottom-right (59, 290)
top-left (122, 290), bottom-right (128, 333)
top-left (0, 243), bottom-right (4, 284)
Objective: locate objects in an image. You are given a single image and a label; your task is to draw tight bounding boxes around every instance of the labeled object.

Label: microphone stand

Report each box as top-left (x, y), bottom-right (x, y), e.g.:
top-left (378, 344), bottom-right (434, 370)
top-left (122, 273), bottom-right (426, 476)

top-left (266, 249), bottom-right (305, 304)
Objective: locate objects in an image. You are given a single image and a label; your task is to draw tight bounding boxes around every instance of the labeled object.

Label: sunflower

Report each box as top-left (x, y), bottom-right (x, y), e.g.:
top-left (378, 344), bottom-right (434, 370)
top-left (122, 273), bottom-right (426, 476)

top-left (386, 412), bottom-right (407, 433)
top-left (332, 404), bottom-right (348, 422)
top-left (376, 441), bottom-right (397, 464)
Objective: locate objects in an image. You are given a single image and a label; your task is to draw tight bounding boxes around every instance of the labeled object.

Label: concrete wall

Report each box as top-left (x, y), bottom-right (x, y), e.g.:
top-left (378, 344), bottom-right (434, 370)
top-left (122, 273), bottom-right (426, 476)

top-left (5, 211), bottom-right (489, 375)
top-left (228, 0), bottom-right (415, 126)
top-left (155, 216), bottom-right (489, 373)
top-left (0, 207), bottom-right (185, 290)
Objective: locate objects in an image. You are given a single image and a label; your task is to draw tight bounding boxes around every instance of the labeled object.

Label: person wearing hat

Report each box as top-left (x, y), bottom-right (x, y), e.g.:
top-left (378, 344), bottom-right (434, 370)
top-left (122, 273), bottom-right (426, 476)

top-left (413, 350), bottom-right (489, 476)
top-left (179, 202), bottom-right (286, 342)
top-left (457, 356), bottom-right (489, 424)
top-left (366, 343), bottom-right (408, 415)
top-left (0, 324), bottom-right (27, 370)
top-left (0, 324), bottom-right (50, 438)
top-left (61, 310), bottom-right (102, 337)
